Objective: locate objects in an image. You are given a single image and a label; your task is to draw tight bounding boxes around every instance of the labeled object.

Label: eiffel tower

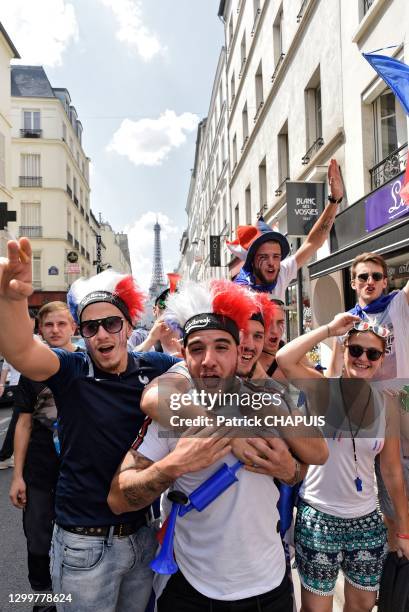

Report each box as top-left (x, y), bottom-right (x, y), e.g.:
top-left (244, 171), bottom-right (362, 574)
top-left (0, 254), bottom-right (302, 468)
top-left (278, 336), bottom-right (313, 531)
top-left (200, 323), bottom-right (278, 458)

top-left (149, 220), bottom-right (167, 299)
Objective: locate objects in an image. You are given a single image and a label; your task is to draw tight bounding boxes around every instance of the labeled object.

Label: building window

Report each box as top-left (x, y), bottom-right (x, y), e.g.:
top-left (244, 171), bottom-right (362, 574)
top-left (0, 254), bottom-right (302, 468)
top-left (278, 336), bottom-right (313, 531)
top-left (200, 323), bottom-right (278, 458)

top-left (245, 185), bottom-right (252, 224)
top-left (0, 132), bottom-right (5, 186)
top-left (32, 251), bottom-right (41, 289)
top-left (232, 134), bottom-right (238, 168)
top-left (373, 90), bottom-right (399, 162)
top-left (273, 7), bottom-right (284, 67)
top-left (20, 202), bottom-right (41, 237)
top-left (239, 32), bottom-right (246, 77)
top-left (20, 154), bottom-right (41, 187)
top-left (62, 123), bottom-right (67, 141)
top-left (22, 110), bottom-right (41, 137)
top-left (234, 203), bottom-right (239, 228)
top-left (278, 121), bottom-right (290, 185)
top-left (255, 61), bottom-right (264, 119)
top-left (242, 103), bottom-right (249, 143)
top-left (228, 15), bottom-right (234, 46)
top-left (230, 73), bottom-right (236, 106)
top-left (304, 68), bottom-right (323, 163)
top-left (259, 158), bottom-right (267, 214)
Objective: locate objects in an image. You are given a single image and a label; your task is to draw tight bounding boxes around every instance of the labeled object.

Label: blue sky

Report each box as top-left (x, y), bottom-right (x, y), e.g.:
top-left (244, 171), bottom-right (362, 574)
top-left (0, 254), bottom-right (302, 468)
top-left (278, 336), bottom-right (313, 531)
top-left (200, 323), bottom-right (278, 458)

top-left (3, 0), bottom-right (224, 288)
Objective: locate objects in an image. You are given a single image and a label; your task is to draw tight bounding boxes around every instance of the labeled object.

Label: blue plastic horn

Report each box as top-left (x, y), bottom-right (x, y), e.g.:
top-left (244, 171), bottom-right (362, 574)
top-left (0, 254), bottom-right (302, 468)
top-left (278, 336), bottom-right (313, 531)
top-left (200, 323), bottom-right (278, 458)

top-left (150, 461), bottom-right (244, 575)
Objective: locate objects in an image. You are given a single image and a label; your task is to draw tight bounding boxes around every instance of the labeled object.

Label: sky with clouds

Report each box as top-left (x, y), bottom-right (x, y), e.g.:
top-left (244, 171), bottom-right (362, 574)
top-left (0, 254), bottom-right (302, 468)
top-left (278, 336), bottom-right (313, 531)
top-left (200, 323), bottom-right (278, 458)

top-left (3, 0), bottom-right (223, 289)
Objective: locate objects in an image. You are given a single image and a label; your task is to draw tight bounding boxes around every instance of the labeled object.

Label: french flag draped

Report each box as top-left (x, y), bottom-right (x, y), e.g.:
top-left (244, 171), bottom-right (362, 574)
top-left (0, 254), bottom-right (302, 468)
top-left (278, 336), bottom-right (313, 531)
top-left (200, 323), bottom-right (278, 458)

top-left (363, 52), bottom-right (409, 204)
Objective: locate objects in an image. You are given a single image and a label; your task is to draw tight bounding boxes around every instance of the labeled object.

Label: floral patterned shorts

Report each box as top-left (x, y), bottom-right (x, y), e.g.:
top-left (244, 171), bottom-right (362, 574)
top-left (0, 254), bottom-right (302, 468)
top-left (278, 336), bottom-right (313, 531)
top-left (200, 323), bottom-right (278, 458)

top-left (295, 500), bottom-right (388, 595)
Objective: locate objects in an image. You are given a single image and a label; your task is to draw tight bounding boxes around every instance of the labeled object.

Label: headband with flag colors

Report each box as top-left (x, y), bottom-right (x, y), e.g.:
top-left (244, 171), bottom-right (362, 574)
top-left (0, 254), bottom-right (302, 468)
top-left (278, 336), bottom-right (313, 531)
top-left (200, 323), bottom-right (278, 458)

top-left (164, 279), bottom-right (259, 344)
top-left (67, 269), bottom-right (145, 325)
top-left (363, 51), bottom-right (409, 205)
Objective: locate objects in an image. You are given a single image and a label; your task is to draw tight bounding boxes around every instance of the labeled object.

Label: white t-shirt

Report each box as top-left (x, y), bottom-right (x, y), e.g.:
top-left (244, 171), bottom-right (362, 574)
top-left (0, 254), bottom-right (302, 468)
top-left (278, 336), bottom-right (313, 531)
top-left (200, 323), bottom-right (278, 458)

top-left (300, 381), bottom-right (385, 518)
top-left (139, 420), bottom-right (286, 601)
top-left (269, 255), bottom-right (297, 302)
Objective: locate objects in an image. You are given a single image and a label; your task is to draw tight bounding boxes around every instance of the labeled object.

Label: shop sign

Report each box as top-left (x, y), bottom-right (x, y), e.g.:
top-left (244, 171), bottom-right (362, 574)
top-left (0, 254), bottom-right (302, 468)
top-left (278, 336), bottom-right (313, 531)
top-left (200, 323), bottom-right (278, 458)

top-left (67, 251), bottom-right (78, 263)
top-left (209, 235), bottom-right (221, 267)
top-left (48, 266), bottom-right (59, 275)
top-left (286, 182), bottom-right (325, 236)
top-left (365, 174), bottom-right (409, 232)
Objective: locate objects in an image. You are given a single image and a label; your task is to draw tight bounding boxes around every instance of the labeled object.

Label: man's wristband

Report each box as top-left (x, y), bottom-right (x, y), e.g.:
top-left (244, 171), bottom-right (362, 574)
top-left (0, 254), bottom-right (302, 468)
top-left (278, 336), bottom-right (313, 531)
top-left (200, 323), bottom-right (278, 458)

top-left (281, 458), bottom-right (302, 486)
top-left (328, 194), bottom-right (343, 204)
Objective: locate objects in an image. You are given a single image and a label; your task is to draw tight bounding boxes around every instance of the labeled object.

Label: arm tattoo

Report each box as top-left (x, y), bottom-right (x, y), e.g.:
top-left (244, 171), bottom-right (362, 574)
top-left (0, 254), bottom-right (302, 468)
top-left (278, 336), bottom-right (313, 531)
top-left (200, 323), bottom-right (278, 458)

top-left (121, 451), bottom-right (175, 510)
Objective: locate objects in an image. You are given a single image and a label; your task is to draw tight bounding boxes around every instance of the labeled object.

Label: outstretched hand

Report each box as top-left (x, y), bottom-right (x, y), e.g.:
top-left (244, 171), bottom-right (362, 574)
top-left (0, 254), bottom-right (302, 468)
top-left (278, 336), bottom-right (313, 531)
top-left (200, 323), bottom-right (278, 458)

top-left (328, 159), bottom-right (343, 201)
top-left (0, 238), bottom-right (33, 301)
top-left (327, 312), bottom-right (361, 337)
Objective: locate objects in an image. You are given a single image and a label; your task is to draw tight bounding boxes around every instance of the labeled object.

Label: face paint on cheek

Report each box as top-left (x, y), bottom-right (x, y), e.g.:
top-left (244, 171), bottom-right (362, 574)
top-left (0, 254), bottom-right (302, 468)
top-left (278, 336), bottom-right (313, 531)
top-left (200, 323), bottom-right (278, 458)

top-left (118, 327), bottom-right (129, 348)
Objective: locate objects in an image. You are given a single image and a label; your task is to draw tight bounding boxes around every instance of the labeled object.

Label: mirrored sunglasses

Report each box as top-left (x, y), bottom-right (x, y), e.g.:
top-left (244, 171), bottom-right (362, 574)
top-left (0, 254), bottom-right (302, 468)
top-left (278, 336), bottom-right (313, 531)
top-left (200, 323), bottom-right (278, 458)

top-left (80, 315), bottom-right (124, 338)
top-left (347, 344), bottom-right (383, 362)
top-left (353, 321), bottom-right (390, 338)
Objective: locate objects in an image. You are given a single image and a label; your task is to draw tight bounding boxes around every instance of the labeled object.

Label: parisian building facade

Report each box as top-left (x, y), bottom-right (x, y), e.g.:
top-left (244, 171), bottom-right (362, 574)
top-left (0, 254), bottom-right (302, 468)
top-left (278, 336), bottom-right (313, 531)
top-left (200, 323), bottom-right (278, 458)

top-left (178, 0), bottom-right (409, 343)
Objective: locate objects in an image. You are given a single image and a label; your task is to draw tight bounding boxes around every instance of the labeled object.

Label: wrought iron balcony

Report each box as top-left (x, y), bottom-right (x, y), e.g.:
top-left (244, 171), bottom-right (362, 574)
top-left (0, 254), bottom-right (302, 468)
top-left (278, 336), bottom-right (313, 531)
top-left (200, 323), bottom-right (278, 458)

top-left (67, 231), bottom-right (73, 244)
top-left (19, 176), bottom-right (42, 187)
top-left (257, 203), bottom-right (268, 219)
top-left (74, 239), bottom-right (79, 250)
top-left (275, 177), bottom-right (290, 197)
top-left (369, 142), bottom-right (408, 190)
top-left (254, 101), bottom-right (264, 123)
top-left (73, 195), bottom-right (79, 206)
top-left (251, 8), bottom-right (261, 36)
top-left (363, 0), bottom-right (375, 15)
top-left (271, 53), bottom-right (285, 82)
top-left (302, 136), bottom-right (324, 165)
top-left (297, 0), bottom-right (309, 22)
top-left (238, 57), bottom-right (247, 79)
top-left (67, 185), bottom-right (72, 198)
top-left (19, 225), bottom-right (42, 238)
top-left (20, 128), bottom-right (42, 138)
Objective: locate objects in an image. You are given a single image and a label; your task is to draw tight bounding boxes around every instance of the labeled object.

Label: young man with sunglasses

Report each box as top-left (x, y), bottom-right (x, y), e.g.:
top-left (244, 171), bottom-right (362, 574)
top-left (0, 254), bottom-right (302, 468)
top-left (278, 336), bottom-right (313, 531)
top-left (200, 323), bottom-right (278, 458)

top-left (328, 252), bottom-right (409, 381)
top-left (0, 238), bottom-right (179, 612)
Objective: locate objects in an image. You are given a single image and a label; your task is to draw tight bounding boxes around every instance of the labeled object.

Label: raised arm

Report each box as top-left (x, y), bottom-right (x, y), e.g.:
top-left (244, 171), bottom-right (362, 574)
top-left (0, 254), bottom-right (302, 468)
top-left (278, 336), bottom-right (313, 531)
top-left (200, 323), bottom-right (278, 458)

top-left (0, 239), bottom-right (59, 380)
top-left (294, 159), bottom-right (343, 269)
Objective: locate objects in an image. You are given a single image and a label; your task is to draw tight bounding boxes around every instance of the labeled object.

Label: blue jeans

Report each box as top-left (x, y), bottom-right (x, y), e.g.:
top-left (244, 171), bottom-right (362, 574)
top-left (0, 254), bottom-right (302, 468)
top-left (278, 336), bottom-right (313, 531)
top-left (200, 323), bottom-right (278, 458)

top-left (51, 524), bottom-right (157, 611)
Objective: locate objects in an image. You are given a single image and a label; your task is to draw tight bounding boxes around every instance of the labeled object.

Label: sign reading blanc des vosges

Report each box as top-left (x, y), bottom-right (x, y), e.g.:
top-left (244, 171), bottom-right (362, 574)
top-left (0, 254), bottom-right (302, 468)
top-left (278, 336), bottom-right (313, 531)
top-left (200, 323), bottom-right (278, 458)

top-left (286, 182), bottom-right (325, 236)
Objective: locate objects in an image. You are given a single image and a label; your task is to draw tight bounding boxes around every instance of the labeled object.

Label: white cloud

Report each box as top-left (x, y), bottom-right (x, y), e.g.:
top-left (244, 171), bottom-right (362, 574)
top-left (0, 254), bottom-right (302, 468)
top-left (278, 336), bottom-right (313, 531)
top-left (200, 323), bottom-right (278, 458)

top-left (98, 0), bottom-right (164, 61)
top-left (3, 0), bottom-right (78, 67)
top-left (124, 212), bottom-right (180, 291)
top-left (106, 110), bottom-right (199, 166)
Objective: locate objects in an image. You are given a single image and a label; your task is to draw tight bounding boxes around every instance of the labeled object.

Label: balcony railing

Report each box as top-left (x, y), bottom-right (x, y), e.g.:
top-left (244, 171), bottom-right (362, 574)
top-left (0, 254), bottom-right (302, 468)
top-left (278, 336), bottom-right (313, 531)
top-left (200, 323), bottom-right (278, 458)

top-left (302, 136), bottom-right (324, 165)
top-left (275, 177), bottom-right (290, 197)
top-left (230, 93), bottom-right (236, 110)
top-left (74, 239), bottom-right (79, 250)
top-left (238, 57), bottom-right (247, 79)
top-left (240, 136), bottom-right (249, 153)
top-left (251, 8), bottom-right (261, 36)
top-left (363, 0), bottom-right (375, 15)
top-left (369, 142), bottom-right (408, 190)
top-left (19, 225), bottom-right (42, 237)
top-left (297, 0), bottom-right (309, 22)
top-left (19, 176), bottom-right (42, 188)
top-left (271, 53), bottom-right (285, 82)
top-left (67, 185), bottom-right (72, 198)
top-left (73, 195), bottom-right (79, 206)
top-left (67, 231), bottom-right (73, 244)
top-left (20, 128), bottom-right (42, 138)
top-left (257, 203), bottom-right (268, 219)
top-left (254, 100), bottom-right (264, 123)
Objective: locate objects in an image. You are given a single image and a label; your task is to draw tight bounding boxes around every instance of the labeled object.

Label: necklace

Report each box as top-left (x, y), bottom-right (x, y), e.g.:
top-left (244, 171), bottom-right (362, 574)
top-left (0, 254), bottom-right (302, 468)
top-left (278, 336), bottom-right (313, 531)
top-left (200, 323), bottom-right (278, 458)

top-left (339, 378), bottom-right (372, 493)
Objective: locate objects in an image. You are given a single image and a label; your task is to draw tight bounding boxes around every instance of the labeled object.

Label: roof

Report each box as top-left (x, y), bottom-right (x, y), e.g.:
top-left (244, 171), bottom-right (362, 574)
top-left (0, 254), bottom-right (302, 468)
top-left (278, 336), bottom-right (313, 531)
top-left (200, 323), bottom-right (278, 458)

top-left (0, 23), bottom-right (20, 58)
top-left (218, 0), bottom-right (226, 17)
top-left (11, 65), bottom-right (55, 98)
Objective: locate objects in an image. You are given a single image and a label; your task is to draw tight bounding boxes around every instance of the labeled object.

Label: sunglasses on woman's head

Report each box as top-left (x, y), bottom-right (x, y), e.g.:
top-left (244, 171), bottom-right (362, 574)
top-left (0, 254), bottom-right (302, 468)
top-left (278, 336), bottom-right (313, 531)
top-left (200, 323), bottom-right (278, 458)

top-left (352, 321), bottom-right (390, 338)
top-left (347, 344), bottom-right (383, 362)
top-left (79, 315), bottom-right (124, 338)
top-left (356, 272), bottom-right (385, 282)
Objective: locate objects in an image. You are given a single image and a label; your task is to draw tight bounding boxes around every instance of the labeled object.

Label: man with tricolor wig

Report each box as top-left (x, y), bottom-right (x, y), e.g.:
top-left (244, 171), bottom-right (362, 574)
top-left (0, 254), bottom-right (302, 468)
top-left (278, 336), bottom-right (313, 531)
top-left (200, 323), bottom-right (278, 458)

top-left (109, 280), bottom-right (327, 612)
top-left (0, 238), bottom-right (179, 612)
top-left (227, 159), bottom-right (344, 300)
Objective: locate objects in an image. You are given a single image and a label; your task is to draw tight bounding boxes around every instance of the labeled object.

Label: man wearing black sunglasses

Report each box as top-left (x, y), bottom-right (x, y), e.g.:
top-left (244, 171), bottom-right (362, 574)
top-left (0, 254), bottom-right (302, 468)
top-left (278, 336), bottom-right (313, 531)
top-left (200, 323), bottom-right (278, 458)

top-left (328, 251), bottom-right (409, 381)
top-left (0, 238), bottom-right (180, 612)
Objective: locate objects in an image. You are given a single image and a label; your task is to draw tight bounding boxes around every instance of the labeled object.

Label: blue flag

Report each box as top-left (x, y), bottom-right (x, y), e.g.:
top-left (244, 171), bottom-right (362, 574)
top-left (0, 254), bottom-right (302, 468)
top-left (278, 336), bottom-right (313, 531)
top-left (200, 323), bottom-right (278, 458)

top-left (363, 53), bottom-right (409, 115)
